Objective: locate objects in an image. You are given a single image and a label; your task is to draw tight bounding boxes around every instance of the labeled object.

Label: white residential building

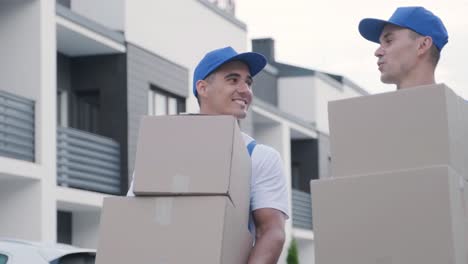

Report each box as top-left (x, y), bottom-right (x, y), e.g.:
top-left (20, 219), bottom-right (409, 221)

top-left (0, 1), bottom-right (368, 263)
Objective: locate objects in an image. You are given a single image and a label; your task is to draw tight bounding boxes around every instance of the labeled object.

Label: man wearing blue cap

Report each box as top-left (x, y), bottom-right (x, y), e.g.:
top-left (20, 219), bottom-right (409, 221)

top-left (359, 6), bottom-right (448, 89)
top-left (128, 46), bottom-right (290, 262)
top-left (194, 46), bottom-right (289, 263)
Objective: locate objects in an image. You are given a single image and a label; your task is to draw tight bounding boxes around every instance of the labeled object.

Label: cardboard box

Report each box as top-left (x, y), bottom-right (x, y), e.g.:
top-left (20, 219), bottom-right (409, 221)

top-left (310, 165), bottom-right (466, 264)
top-left (328, 84), bottom-right (466, 178)
top-left (133, 115), bottom-right (251, 209)
top-left (96, 196), bottom-right (253, 264)
top-left (459, 96), bottom-right (468, 180)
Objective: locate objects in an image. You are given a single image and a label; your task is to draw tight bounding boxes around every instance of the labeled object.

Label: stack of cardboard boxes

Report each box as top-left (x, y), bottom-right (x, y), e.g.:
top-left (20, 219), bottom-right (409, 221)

top-left (96, 115), bottom-right (253, 263)
top-left (311, 84), bottom-right (468, 264)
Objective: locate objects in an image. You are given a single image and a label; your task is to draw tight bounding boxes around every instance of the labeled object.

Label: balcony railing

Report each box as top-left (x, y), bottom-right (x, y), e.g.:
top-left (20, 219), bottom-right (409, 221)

top-left (292, 189), bottom-right (313, 230)
top-left (0, 90), bottom-right (35, 162)
top-left (57, 126), bottom-right (121, 194)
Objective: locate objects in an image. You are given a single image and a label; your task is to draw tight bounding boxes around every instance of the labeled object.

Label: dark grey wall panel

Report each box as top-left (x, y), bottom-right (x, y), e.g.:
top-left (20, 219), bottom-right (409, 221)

top-left (126, 43), bottom-right (188, 179)
top-left (57, 211), bottom-right (72, 244)
top-left (252, 38), bottom-right (275, 62)
top-left (127, 44), bottom-right (187, 97)
top-left (291, 139), bottom-right (318, 193)
top-left (70, 54), bottom-right (128, 193)
top-left (318, 132), bottom-right (331, 179)
top-left (253, 70), bottom-right (278, 106)
top-left (57, 53), bottom-right (72, 92)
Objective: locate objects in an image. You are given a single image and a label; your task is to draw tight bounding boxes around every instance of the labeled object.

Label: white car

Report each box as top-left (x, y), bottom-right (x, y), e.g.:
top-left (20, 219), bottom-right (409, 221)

top-left (0, 238), bottom-right (95, 264)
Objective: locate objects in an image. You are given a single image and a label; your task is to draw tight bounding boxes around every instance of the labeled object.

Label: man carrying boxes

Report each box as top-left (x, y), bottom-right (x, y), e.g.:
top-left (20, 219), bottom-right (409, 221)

top-left (96, 47), bottom-right (289, 264)
top-left (310, 6), bottom-right (468, 264)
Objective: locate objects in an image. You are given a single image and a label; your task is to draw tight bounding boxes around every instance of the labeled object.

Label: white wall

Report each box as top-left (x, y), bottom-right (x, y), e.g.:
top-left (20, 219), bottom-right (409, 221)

top-left (314, 73), bottom-right (362, 134)
top-left (0, 0), bottom-right (57, 243)
top-left (278, 76), bottom-right (316, 124)
top-left (277, 73), bottom-right (365, 134)
top-left (343, 82), bottom-right (366, 98)
top-left (298, 239), bottom-right (315, 264)
top-left (251, 117), bottom-right (294, 264)
top-left (0, 180), bottom-right (42, 240)
top-left (71, 0), bottom-right (125, 31)
top-left (277, 124), bottom-right (293, 264)
top-left (0, 1), bottom-right (41, 101)
top-left (39, 0), bottom-right (58, 242)
top-left (253, 123), bottom-right (283, 156)
top-left (73, 211), bottom-right (101, 248)
top-left (125, 0), bottom-right (248, 113)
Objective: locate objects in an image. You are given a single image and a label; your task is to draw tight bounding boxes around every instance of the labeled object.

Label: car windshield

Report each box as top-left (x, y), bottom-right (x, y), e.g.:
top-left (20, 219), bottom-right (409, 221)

top-left (0, 254), bottom-right (8, 264)
top-left (54, 252), bottom-right (95, 264)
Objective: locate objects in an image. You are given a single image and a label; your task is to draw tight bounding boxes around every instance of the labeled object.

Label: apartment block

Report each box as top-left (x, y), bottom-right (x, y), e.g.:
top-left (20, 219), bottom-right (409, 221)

top-left (0, 1), bottom-right (368, 263)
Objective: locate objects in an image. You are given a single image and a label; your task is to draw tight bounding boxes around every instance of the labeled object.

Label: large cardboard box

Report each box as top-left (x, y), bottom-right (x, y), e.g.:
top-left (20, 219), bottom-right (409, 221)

top-left (133, 115), bottom-right (251, 208)
top-left (310, 166), bottom-right (466, 264)
top-left (328, 84), bottom-right (466, 178)
top-left (96, 196), bottom-right (253, 264)
top-left (460, 96), bottom-right (468, 179)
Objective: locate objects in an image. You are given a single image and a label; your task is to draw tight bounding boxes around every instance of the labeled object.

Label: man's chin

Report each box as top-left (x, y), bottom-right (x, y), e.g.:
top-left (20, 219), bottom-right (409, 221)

top-left (380, 75), bottom-right (394, 84)
top-left (233, 111), bottom-right (247, 120)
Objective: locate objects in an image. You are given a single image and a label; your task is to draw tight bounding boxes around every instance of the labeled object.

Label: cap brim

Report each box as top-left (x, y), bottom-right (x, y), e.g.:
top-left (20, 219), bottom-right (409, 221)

top-left (226, 52), bottom-right (267, 77)
top-left (359, 18), bottom-right (388, 44)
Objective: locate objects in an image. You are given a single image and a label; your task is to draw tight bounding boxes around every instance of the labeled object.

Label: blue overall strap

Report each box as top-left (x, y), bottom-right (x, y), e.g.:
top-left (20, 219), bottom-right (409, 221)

top-left (247, 140), bottom-right (257, 157)
top-left (247, 139), bottom-right (257, 233)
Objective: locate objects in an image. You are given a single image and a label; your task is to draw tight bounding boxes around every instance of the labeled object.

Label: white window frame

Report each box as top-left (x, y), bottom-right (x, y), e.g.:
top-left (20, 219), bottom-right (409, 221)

top-left (148, 87), bottom-right (184, 116)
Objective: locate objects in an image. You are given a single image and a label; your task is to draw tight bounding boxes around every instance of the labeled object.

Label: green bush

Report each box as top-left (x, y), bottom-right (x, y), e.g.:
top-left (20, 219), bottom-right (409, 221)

top-left (286, 238), bottom-right (299, 264)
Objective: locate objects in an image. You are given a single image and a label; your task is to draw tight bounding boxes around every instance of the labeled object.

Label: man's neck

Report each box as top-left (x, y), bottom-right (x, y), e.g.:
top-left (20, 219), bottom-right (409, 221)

top-left (397, 78), bottom-right (436, 90)
top-left (396, 65), bottom-right (436, 90)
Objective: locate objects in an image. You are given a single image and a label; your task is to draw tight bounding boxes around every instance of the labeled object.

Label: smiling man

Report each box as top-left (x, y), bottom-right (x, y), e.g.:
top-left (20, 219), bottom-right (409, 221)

top-left (127, 47), bottom-right (290, 264)
top-left (194, 46), bottom-right (289, 264)
top-left (358, 6), bottom-right (449, 90)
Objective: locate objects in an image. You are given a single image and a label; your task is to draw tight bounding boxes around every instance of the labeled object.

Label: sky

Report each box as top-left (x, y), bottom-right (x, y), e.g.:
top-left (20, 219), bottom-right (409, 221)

top-left (235, 0), bottom-right (468, 99)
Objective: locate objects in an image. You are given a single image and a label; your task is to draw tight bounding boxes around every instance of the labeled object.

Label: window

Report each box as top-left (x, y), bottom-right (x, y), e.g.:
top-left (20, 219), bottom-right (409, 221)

top-left (57, 253), bottom-right (95, 264)
top-left (70, 90), bottom-right (100, 134)
top-left (148, 87), bottom-right (185, 116)
top-left (57, 211), bottom-right (72, 245)
top-left (0, 254), bottom-right (8, 264)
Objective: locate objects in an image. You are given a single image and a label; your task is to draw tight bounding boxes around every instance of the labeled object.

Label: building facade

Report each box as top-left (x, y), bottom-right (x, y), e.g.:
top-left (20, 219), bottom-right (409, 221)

top-left (0, 1), bottom-right (368, 263)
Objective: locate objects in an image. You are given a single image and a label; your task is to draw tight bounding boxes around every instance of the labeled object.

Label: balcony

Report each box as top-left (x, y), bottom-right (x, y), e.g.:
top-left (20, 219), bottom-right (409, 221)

top-left (0, 90), bottom-right (35, 162)
top-left (292, 189), bottom-right (313, 230)
top-left (57, 126), bottom-right (120, 194)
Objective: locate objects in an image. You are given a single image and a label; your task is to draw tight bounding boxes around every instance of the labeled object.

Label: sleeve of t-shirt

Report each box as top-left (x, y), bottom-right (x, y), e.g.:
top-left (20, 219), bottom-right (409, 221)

top-left (250, 145), bottom-right (290, 219)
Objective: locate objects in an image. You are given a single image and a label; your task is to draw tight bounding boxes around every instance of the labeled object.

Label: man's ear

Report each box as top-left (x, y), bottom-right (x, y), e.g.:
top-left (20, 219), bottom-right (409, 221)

top-left (196, 80), bottom-right (208, 98)
top-left (417, 36), bottom-right (433, 56)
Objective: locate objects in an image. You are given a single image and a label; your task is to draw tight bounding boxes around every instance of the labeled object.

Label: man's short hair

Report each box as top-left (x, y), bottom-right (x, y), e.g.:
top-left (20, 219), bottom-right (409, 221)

top-left (408, 30), bottom-right (441, 66)
top-left (195, 73), bottom-right (216, 106)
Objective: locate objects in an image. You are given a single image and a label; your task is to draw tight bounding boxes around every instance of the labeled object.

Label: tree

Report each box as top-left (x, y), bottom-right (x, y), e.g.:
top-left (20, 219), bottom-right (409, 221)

top-left (287, 238), bottom-right (299, 264)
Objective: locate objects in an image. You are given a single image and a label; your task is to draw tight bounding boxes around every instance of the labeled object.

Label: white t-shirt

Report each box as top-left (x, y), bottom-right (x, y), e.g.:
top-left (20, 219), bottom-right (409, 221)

top-left (241, 133), bottom-right (289, 217)
top-left (127, 132), bottom-right (290, 231)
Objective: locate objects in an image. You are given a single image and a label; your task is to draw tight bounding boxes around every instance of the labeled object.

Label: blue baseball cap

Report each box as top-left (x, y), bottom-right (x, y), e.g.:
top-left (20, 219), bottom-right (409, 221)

top-left (193, 46), bottom-right (267, 97)
top-left (359, 6), bottom-right (448, 50)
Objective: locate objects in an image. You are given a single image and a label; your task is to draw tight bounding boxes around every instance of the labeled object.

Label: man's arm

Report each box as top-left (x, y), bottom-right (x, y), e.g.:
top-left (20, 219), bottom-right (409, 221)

top-left (248, 208), bottom-right (286, 264)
